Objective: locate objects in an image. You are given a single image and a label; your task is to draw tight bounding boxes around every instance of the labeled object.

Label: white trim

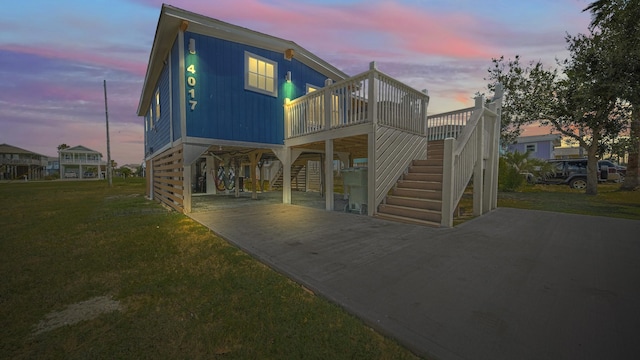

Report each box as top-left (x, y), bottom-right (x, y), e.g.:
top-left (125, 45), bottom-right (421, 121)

top-left (306, 83), bottom-right (320, 93)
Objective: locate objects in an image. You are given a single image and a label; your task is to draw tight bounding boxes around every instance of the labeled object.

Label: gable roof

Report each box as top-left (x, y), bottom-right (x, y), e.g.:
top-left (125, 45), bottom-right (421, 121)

top-left (0, 143), bottom-right (46, 157)
top-left (137, 4), bottom-right (349, 115)
top-left (59, 145), bottom-right (102, 156)
top-left (513, 134), bottom-right (562, 145)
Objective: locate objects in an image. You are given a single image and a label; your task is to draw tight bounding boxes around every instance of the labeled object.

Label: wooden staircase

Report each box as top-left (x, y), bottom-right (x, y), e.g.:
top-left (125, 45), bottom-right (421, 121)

top-left (376, 140), bottom-right (444, 227)
top-left (271, 163), bottom-right (306, 191)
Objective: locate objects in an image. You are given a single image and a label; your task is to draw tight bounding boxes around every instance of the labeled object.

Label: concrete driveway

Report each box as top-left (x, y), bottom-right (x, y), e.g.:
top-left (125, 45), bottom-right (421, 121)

top-left (189, 203), bottom-right (640, 360)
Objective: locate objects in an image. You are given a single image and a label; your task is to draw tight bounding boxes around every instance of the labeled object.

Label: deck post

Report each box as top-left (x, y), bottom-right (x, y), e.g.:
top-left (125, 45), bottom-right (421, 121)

top-left (324, 78), bottom-right (333, 130)
top-left (325, 139), bottom-right (334, 211)
top-left (367, 61), bottom-right (378, 216)
top-left (421, 89), bottom-right (429, 136)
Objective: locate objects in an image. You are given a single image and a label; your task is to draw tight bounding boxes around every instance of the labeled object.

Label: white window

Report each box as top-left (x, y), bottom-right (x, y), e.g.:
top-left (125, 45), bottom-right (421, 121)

top-left (155, 89), bottom-right (161, 121)
top-left (245, 52), bottom-right (277, 97)
top-left (149, 107), bottom-right (154, 130)
top-left (525, 144), bottom-right (537, 153)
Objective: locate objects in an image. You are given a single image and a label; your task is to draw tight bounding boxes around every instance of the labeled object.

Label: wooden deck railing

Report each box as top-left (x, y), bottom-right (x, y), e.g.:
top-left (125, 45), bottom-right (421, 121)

top-left (440, 85), bottom-right (503, 227)
top-left (427, 107), bottom-right (474, 141)
top-left (284, 63), bottom-right (429, 139)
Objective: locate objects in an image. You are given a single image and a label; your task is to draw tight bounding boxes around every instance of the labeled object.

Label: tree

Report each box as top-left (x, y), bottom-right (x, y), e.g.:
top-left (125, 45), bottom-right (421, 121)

top-left (120, 167), bottom-right (132, 179)
top-left (584, 0), bottom-right (640, 189)
top-left (57, 144), bottom-right (69, 151)
top-left (487, 31), bottom-right (629, 195)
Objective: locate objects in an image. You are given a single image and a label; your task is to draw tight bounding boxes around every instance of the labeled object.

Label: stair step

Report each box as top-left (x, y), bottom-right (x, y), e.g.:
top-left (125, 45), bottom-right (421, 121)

top-left (378, 204), bottom-right (442, 223)
top-left (412, 159), bottom-right (443, 167)
top-left (392, 187), bottom-right (441, 200)
top-left (386, 195), bottom-right (441, 211)
top-left (403, 173), bottom-right (442, 182)
top-left (374, 213), bottom-right (441, 227)
top-left (397, 180), bottom-right (442, 191)
top-left (408, 165), bottom-right (443, 173)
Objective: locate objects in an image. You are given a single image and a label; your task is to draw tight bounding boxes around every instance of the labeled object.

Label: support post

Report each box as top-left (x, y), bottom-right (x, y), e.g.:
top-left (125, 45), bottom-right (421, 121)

top-left (234, 160), bottom-right (240, 198)
top-left (282, 149), bottom-right (292, 204)
top-left (250, 154), bottom-right (258, 200)
top-left (325, 139), bottom-right (334, 211)
top-left (366, 62), bottom-right (378, 216)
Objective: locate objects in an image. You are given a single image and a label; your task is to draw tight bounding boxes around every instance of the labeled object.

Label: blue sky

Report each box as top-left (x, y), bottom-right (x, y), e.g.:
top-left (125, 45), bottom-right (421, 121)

top-left (0, 0), bottom-right (592, 165)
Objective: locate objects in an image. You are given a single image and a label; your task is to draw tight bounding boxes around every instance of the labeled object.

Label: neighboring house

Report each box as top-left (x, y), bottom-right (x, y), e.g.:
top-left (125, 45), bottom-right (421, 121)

top-left (506, 134), bottom-right (562, 160)
top-left (0, 143), bottom-right (47, 180)
top-left (554, 146), bottom-right (586, 159)
top-left (44, 156), bottom-right (60, 177)
top-left (138, 5), bottom-right (502, 227)
top-left (58, 145), bottom-right (103, 179)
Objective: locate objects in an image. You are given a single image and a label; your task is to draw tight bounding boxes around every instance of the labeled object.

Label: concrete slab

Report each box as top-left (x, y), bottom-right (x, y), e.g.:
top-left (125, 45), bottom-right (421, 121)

top-left (188, 205), bottom-right (640, 360)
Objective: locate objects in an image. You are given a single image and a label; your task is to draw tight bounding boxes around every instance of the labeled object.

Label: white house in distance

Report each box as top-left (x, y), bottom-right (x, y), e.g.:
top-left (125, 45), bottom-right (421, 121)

top-left (59, 145), bottom-right (104, 179)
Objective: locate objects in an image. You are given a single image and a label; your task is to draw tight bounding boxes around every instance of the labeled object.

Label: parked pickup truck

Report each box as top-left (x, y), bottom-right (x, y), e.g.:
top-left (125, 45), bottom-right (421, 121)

top-left (536, 159), bottom-right (619, 189)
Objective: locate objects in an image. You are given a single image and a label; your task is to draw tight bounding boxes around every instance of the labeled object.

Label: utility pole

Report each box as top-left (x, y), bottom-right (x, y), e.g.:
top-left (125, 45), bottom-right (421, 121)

top-left (103, 80), bottom-right (113, 187)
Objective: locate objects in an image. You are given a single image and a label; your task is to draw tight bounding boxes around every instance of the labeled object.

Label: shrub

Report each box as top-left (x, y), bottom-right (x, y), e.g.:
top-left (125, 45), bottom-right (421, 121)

top-left (499, 157), bottom-right (525, 191)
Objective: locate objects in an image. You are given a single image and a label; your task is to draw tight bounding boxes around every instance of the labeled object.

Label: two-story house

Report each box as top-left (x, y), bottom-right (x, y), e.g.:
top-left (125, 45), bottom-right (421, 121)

top-left (58, 145), bottom-right (103, 179)
top-left (138, 5), bottom-right (503, 227)
top-left (0, 143), bottom-right (47, 180)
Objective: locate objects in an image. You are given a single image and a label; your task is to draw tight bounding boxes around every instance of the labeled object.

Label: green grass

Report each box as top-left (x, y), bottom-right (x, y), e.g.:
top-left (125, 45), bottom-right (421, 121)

top-left (0, 179), bottom-right (419, 360)
top-left (455, 182), bottom-right (640, 223)
top-left (498, 183), bottom-right (640, 219)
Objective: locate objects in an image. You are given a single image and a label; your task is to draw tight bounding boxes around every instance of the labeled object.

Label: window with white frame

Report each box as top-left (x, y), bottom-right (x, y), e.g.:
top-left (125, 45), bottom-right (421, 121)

top-left (155, 89), bottom-right (161, 121)
top-left (245, 52), bottom-right (277, 97)
top-left (525, 143), bottom-right (537, 153)
top-left (149, 107), bottom-right (154, 130)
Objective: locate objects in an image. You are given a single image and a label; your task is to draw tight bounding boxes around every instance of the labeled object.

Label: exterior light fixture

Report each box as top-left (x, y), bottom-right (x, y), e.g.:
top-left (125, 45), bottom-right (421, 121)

top-left (189, 38), bottom-right (196, 54)
top-left (285, 71), bottom-right (291, 83)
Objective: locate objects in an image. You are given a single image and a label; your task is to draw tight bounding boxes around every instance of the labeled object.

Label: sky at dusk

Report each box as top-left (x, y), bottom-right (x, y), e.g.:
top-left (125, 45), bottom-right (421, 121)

top-left (0, 0), bottom-right (593, 165)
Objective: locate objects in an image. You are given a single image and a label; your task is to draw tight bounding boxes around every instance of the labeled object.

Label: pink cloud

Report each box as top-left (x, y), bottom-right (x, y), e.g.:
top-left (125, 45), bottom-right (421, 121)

top-left (162, 0), bottom-right (495, 60)
top-left (1, 44), bottom-right (146, 76)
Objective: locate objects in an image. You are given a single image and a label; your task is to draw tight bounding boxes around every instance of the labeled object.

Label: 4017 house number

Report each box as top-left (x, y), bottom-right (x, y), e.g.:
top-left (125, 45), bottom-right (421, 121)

top-left (186, 64), bottom-right (197, 111)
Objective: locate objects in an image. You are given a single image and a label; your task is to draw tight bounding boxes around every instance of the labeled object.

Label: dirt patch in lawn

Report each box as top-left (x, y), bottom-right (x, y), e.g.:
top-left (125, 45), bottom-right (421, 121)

top-left (33, 296), bottom-right (123, 336)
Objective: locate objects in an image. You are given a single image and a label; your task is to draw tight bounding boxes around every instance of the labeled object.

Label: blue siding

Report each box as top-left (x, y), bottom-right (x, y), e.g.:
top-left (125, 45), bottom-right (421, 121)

top-left (145, 56), bottom-right (172, 154)
top-left (171, 38), bottom-right (181, 142)
top-left (183, 31), bottom-right (329, 144)
top-left (507, 141), bottom-right (553, 160)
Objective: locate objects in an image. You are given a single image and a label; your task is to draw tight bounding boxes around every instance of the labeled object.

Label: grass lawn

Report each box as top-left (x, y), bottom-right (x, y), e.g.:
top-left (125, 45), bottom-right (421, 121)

top-left (498, 183), bottom-right (640, 220)
top-left (455, 182), bottom-right (640, 223)
top-left (0, 179), bottom-right (419, 360)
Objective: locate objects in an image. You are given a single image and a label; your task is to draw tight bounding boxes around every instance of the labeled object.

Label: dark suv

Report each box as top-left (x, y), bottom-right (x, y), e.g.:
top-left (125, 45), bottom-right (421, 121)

top-left (539, 159), bottom-right (617, 189)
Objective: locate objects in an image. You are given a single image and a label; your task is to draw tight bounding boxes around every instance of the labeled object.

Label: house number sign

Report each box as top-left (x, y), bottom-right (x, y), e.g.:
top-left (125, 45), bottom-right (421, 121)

top-left (186, 64), bottom-right (197, 111)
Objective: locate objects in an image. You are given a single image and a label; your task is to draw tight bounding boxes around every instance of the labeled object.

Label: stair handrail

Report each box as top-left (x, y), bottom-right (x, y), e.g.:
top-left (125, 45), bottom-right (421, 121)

top-left (441, 85), bottom-right (503, 227)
